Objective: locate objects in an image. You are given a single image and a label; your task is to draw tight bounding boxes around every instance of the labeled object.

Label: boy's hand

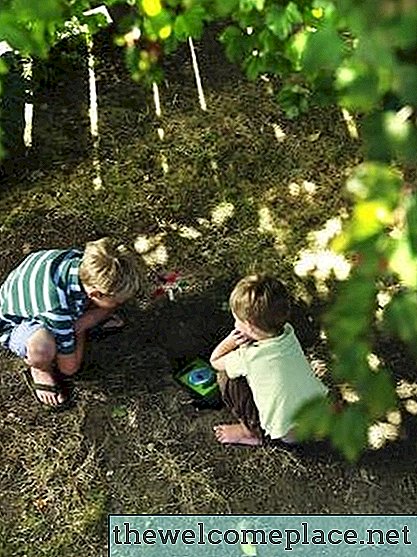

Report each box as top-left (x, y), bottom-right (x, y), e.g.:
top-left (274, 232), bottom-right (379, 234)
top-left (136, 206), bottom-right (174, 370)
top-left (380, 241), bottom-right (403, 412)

top-left (230, 328), bottom-right (254, 346)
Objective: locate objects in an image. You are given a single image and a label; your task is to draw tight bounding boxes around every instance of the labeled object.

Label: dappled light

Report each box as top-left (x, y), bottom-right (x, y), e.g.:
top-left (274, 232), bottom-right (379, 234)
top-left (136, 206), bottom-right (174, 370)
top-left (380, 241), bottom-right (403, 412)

top-left (295, 249), bottom-right (351, 282)
top-left (339, 384), bottom-right (360, 403)
top-left (294, 215), bottom-right (351, 288)
top-left (210, 201), bottom-right (235, 226)
top-left (404, 399), bottom-right (417, 415)
top-left (368, 421), bottom-right (400, 450)
top-left (1, 2), bottom-right (417, 550)
top-left (134, 233), bottom-right (168, 266)
top-left (271, 123), bottom-right (287, 142)
top-left (396, 380), bottom-right (417, 400)
top-left (367, 353), bottom-right (381, 371)
top-left (287, 179), bottom-right (317, 199)
top-left (257, 206), bottom-right (290, 254)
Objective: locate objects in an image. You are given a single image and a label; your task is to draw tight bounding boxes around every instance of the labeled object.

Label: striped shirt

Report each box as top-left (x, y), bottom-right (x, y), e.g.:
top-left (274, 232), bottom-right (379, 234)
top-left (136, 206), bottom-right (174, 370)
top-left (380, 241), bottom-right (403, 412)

top-left (0, 249), bottom-right (87, 354)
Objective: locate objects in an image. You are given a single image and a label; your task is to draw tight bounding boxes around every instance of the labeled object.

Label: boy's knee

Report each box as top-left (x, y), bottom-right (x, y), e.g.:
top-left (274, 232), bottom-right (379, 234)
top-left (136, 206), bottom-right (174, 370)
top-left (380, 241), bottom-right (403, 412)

top-left (25, 328), bottom-right (56, 369)
top-left (57, 359), bottom-right (79, 376)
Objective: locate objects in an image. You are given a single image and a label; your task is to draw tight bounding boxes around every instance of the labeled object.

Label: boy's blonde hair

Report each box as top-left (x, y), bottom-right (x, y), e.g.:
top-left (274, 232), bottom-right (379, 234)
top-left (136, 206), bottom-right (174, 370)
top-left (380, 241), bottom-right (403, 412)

top-left (79, 238), bottom-right (144, 299)
top-left (230, 274), bottom-right (290, 335)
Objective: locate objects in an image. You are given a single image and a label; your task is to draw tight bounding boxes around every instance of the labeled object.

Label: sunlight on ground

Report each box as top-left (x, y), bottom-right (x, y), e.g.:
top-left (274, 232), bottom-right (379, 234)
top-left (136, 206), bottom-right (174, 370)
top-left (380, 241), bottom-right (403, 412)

top-left (170, 223), bottom-right (202, 240)
top-left (134, 233), bottom-right (168, 266)
top-left (257, 206), bottom-right (290, 254)
top-left (396, 380), bottom-right (417, 399)
top-left (367, 353), bottom-right (381, 371)
top-left (294, 216), bottom-right (351, 291)
top-left (339, 384), bottom-right (360, 403)
top-left (211, 201), bottom-right (234, 226)
top-left (288, 180), bottom-right (317, 198)
top-left (368, 408), bottom-right (402, 451)
top-left (271, 123), bottom-right (286, 142)
top-left (404, 399), bottom-right (417, 415)
top-left (395, 380), bottom-right (417, 417)
top-left (375, 288), bottom-right (395, 321)
top-left (368, 421), bottom-right (399, 450)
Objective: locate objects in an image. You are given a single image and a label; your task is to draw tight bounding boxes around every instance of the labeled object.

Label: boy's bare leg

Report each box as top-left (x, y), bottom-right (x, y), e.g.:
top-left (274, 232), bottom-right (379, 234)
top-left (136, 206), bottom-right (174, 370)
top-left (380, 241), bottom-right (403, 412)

top-left (213, 421), bottom-right (262, 446)
top-left (25, 329), bottom-right (65, 406)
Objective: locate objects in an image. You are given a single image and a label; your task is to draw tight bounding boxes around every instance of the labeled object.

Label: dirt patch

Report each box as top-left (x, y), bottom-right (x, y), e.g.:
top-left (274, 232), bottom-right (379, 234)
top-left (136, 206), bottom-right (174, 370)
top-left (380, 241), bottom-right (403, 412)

top-left (1, 27), bottom-right (417, 557)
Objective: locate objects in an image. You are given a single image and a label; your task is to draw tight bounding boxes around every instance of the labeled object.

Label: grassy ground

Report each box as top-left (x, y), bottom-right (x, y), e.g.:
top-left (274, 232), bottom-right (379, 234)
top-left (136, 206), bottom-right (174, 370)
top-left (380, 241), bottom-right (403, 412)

top-left (1, 29), bottom-right (417, 557)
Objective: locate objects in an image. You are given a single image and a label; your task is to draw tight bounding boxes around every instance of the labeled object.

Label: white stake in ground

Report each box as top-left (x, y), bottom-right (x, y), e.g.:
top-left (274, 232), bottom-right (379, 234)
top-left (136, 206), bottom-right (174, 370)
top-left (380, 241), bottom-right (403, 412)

top-left (188, 37), bottom-right (207, 112)
top-left (152, 81), bottom-right (168, 173)
top-left (85, 31), bottom-right (103, 190)
top-left (22, 57), bottom-right (33, 148)
top-left (83, 6), bottom-right (113, 190)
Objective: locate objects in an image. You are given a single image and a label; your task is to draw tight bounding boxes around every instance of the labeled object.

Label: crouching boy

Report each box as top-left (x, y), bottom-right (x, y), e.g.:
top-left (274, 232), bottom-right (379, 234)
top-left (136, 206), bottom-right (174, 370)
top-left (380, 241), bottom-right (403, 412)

top-left (210, 274), bottom-right (328, 446)
top-left (0, 238), bottom-right (144, 407)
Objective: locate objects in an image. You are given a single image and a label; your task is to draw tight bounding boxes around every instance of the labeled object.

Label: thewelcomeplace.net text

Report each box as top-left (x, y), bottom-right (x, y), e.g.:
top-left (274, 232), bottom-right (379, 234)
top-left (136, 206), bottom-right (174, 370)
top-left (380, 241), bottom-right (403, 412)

top-left (111, 521), bottom-right (412, 551)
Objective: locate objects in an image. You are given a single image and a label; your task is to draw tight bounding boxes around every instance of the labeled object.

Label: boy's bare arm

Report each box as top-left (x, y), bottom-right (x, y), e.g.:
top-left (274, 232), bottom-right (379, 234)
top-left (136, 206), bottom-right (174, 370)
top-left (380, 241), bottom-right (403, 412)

top-left (56, 329), bottom-right (86, 376)
top-left (74, 307), bottom-right (115, 334)
top-left (210, 329), bottom-right (250, 371)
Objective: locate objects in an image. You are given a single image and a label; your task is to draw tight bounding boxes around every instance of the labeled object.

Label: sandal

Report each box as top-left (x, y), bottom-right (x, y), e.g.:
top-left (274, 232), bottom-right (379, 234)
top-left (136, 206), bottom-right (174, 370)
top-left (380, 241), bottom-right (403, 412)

top-left (22, 367), bottom-right (70, 409)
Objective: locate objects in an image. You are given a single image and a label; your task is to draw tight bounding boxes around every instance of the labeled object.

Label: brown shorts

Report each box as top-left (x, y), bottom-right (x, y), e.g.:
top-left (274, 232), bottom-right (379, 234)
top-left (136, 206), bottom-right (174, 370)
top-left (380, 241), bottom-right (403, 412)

top-left (218, 372), bottom-right (298, 445)
top-left (218, 372), bottom-right (264, 440)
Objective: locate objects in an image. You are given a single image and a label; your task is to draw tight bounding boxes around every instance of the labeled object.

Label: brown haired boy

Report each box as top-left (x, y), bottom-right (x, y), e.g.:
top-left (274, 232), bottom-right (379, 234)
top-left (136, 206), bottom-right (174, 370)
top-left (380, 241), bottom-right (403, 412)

top-left (210, 274), bottom-right (327, 446)
top-left (0, 238), bottom-right (145, 406)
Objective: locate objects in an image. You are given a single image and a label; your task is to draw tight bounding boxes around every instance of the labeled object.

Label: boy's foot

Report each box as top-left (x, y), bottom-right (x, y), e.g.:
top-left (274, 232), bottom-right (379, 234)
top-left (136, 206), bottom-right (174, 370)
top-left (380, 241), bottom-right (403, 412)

top-left (213, 423), bottom-right (262, 446)
top-left (26, 368), bottom-right (67, 406)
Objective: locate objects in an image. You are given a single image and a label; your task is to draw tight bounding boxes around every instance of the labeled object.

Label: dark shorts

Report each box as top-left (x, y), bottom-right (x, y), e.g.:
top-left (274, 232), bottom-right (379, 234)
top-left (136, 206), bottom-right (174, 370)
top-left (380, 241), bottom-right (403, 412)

top-left (219, 373), bottom-right (298, 446)
top-left (219, 373), bottom-right (265, 440)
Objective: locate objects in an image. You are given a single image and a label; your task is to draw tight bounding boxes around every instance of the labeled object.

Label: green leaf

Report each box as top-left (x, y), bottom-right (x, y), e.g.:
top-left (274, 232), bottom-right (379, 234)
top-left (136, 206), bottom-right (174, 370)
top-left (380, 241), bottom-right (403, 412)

top-left (384, 292), bottom-right (417, 355)
top-left (0, 13), bottom-right (43, 55)
top-left (12, 0), bottom-right (63, 22)
top-left (330, 405), bottom-right (368, 461)
top-left (346, 162), bottom-right (402, 207)
top-left (294, 396), bottom-right (333, 440)
top-left (173, 4), bottom-right (206, 40)
top-left (220, 25), bottom-right (252, 63)
top-left (213, 0), bottom-right (239, 18)
top-left (277, 83), bottom-right (310, 118)
top-left (265, 3), bottom-right (302, 41)
top-left (239, 0), bottom-right (265, 12)
top-left (302, 26), bottom-right (344, 74)
top-left (393, 64), bottom-right (417, 105)
top-left (360, 370), bottom-right (396, 419)
top-left (245, 55), bottom-right (264, 80)
top-left (337, 62), bottom-right (381, 112)
top-left (111, 405), bottom-right (128, 419)
top-left (406, 194), bottom-right (417, 256)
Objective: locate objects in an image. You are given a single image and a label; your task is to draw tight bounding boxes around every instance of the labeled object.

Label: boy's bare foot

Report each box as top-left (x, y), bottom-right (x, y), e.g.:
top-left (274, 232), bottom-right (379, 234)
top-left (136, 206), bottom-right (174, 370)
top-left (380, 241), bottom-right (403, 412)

top-left (213, 423), bottom-right (262, 446)
top-left (29, 368), bottom-right (66, 406)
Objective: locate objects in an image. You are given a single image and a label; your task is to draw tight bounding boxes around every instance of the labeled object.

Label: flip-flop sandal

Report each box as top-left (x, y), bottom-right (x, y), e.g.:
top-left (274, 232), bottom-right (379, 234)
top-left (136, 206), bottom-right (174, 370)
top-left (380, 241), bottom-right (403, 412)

top-left (22, 368), bottom-right (71, 410)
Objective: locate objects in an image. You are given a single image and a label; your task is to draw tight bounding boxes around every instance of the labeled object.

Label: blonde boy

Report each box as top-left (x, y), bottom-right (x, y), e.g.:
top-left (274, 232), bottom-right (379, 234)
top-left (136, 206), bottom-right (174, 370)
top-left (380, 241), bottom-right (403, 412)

top-left (210, 274), bottom-right (327, 446)
top-left (0, 238), bottom-right (144, 406)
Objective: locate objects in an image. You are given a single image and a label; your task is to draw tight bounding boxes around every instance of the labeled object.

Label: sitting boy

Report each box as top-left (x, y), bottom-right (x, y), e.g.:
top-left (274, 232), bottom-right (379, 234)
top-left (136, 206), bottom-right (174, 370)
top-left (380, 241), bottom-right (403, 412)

top-left (0, 237), bottom-right (145, 406)
top-left (210, 274), bottom-right (328, 446)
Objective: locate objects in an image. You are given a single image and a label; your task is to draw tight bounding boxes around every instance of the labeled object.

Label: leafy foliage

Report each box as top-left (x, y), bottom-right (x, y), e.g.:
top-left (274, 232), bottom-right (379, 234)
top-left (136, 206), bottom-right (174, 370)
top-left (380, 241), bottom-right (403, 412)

top-left (0, 0), bottom-right (417, 459)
